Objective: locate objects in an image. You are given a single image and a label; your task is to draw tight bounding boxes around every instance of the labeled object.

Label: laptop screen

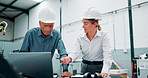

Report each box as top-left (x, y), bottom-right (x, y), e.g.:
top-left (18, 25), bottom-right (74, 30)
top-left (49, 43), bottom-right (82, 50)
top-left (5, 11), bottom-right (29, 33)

top-left (8, 52), bottom-right (53, 78)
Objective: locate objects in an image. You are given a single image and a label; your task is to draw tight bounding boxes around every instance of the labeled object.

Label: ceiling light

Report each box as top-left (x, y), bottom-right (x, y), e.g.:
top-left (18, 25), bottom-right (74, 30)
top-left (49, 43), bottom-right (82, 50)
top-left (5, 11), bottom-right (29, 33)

top-left (32, 0), bottom-right (44, 2)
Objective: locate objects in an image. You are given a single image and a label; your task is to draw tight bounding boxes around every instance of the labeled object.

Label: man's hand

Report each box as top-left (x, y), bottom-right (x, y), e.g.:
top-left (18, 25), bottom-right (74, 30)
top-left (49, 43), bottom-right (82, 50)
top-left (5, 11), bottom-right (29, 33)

top-left (100, 73), bottom-right (109, 77)
top-left (61, 71), bottom-right (72, 77)
top-left (61, 57), bottom-right (72, 65)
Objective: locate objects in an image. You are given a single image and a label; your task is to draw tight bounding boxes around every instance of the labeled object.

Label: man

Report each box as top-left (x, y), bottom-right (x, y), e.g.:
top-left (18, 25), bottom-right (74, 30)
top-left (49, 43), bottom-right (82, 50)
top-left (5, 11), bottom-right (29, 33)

top-left (20, 7), bottom-right (72, 77)
top-left (61, 7), bottom-right (112, 77)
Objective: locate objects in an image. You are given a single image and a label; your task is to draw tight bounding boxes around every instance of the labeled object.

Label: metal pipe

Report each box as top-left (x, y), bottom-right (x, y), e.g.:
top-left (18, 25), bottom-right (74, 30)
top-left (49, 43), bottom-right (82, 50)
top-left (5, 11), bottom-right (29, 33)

top-left (128, 0), bottom-right (134, 63)
top-left (128, 0), bottom-right (135, 77)
top-left (60, 0), bottom-right (62, 33)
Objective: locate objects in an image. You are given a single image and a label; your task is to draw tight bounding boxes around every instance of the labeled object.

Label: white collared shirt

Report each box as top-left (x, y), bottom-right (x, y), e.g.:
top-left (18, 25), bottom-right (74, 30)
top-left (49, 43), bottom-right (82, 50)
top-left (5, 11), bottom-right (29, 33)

top-left (68, 30), bottom-right (112, 73)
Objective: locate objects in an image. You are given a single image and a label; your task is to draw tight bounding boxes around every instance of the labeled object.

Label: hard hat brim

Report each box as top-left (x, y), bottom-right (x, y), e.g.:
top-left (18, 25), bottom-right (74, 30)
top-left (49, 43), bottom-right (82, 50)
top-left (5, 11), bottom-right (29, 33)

top-left (40, 20), bottom-right (55, 23)
top-left (82, 17), bottom-right (102, 20)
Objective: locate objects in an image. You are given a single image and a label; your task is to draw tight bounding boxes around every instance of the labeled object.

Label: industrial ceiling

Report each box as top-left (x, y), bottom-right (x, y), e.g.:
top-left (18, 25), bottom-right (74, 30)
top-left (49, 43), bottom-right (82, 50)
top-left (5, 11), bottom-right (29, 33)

top-left (0, 0), bottom-right (42, 22)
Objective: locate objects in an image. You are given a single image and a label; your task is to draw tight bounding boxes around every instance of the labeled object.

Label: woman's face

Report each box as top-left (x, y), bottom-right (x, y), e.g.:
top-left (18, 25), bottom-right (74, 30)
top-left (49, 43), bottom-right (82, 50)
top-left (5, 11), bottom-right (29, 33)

top-left (82, 19), bottom-right (97, 33)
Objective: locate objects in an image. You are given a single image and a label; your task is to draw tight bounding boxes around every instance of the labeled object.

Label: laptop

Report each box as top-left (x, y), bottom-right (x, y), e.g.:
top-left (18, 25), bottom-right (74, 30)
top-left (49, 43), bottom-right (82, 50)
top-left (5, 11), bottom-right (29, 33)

top-left (8, 52), bottom-right (53, 78)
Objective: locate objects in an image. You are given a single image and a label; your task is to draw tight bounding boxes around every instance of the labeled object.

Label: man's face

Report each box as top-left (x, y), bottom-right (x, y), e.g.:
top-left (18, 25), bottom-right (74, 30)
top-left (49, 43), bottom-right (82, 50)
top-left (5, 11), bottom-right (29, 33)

top-left (82, 19), bottom-right (97, 33)
top-left (39, 21), bottom-right (54, 36)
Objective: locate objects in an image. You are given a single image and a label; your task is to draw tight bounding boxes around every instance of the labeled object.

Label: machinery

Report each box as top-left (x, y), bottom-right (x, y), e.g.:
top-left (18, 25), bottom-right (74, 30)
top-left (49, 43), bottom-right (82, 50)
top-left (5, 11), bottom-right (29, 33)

top-left (136, 59), bottom-right (148, 78)
top-left (0, 21), bottom-right (8, 35)
top-left (133, 53), bottom-right (148, 78)
top-left (71, 72), bottom-right (103, 78)
top-left (0, 21), bottom-right (7, 53)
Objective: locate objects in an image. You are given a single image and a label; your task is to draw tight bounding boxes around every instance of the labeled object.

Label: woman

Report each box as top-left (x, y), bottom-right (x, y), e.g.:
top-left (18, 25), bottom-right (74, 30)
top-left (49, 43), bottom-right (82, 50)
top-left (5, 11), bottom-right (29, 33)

top-left (61, 7), bottom-right (112, 77)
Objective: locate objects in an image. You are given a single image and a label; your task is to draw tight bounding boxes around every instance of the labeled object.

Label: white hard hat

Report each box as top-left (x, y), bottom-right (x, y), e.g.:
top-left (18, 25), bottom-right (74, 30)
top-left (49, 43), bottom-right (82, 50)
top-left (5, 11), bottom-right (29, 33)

top-left (83, 7), bottom-right (102, 20)
top-left (38, 7), bottom-right (56, 23)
